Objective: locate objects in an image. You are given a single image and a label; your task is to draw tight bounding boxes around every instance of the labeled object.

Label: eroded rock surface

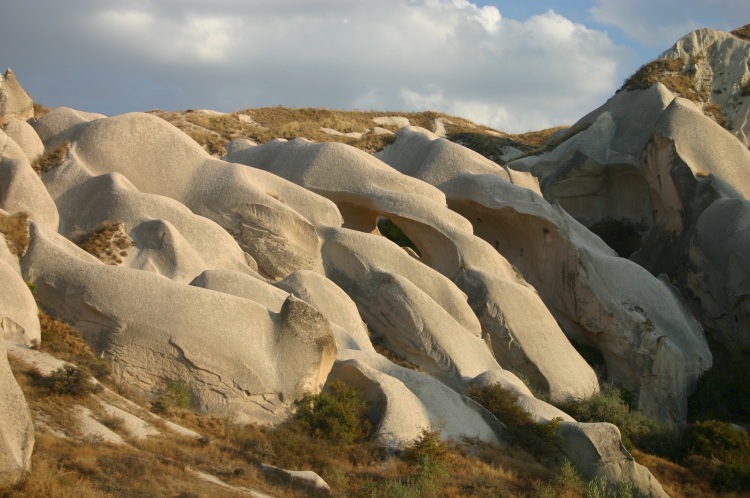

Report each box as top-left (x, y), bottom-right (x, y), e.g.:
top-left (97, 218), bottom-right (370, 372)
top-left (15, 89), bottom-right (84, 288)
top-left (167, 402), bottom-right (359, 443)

top-left (22, 223), bottom-right (337, 423)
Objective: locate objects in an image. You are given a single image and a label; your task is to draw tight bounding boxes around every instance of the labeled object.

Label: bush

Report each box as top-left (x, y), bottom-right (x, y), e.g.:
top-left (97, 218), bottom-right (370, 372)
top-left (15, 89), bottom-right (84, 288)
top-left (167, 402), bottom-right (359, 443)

top-left (401, 428), bottom-right (448, 467)
top-left (556, 384), bottom-right (657, 450)
top-left (684, 420), bottom-right (750, 459)
top-left (43, 365), bottom-right (94, 396)
top-left (467, 384), bottom-right (564, 462)
top-left (151, 380), bottom-right (192, 414)
top-left (585, 476), bottom-right (634, 498)
top-left (295, 380), bottom-right (372, 444)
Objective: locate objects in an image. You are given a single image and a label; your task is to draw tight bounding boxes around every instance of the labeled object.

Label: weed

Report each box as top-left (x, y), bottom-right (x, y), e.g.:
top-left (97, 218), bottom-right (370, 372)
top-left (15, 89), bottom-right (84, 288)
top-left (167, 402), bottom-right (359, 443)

top-left (401, 428), bottom-right (449, 467)
top-left (0, 210), bottom-right (30, 256)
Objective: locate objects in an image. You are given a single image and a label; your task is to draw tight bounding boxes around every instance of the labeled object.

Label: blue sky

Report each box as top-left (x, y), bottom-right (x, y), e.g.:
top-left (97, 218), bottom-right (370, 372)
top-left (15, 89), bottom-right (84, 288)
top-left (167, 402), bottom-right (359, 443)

top-left (1, 0), bottom-right (749, 132)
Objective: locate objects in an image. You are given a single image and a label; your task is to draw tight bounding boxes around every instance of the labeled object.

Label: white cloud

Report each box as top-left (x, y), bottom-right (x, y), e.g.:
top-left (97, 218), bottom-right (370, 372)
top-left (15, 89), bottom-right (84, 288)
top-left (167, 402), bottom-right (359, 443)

top-left (590, 0), bottom-right (750, 48)
top-left (1, 0), bottom-right (631, 132)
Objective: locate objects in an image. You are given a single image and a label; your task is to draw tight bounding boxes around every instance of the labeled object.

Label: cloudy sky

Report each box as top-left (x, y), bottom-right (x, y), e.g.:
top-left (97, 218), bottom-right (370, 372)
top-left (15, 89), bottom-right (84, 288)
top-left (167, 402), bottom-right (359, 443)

top-left (1, 1), bottom-right (749, 132)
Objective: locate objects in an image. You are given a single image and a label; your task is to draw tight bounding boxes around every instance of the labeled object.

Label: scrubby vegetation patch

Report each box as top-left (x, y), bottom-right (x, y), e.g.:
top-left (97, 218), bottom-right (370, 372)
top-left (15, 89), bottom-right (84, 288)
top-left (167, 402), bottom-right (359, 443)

top-left (31, 141), bottom-right (70, 175)
top-left (0, 210), bottom-right (30, 256)
top-left (72, 221), bottom-right (134, 265)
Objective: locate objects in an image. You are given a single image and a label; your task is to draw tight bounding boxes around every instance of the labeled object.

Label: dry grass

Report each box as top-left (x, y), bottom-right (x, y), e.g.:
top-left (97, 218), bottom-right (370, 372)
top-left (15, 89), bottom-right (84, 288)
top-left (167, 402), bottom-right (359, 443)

top-left (632, 449), bottom-right (718, 498)
top-left (731, 23), bottom-right (750, 41)
top-left (33, 102), bottom-right (51, 119)
top-left (704, 103), bottom-right (728, 128)
top-left (618, 55), bottom-right (735, 127)
top-left (0, 210), bottom-right (30, 256)
top-left (35, 310), bottom-right (111, 379)
top-left (150, 107), bottom-right (543, 158)
top-left (72, 221), bottom-right (133, 265)
top-left (31, 141), bottom-right (70, 175)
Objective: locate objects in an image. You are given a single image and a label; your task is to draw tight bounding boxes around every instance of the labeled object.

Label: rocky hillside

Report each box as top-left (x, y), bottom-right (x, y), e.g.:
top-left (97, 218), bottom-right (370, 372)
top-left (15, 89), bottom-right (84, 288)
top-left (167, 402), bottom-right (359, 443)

top-left (2, 24), bottom-right (750, 498)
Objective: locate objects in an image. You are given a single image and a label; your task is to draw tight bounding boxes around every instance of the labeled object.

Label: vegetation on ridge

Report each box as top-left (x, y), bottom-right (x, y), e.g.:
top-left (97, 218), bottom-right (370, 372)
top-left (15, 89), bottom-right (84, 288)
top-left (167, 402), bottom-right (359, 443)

top-left (731, 23), bottom-right (750, 42)
top-left (0, 210), bottom-right (30, 256)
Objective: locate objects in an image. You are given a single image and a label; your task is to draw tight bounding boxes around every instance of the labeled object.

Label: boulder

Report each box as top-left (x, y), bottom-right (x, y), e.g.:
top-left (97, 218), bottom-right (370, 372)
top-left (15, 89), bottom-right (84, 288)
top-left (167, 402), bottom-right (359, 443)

top-left (31, 106), bottom-right (106, 150)
top-left (0, 69), bottom-right (33, 126)
top-left (322, 227), bottom-right (495, 387)
top-left (190, 269), bottom-right (287, 312)
top-left (372, 116), bottom-right (410, 129)
top-left (21, 222), bottom-right (337, 423)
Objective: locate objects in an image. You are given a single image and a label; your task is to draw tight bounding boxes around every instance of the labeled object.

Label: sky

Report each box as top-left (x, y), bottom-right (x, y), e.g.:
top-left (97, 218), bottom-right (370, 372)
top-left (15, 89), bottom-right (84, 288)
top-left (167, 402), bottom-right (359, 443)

top-left (1, 0), bottom-right (749, 133)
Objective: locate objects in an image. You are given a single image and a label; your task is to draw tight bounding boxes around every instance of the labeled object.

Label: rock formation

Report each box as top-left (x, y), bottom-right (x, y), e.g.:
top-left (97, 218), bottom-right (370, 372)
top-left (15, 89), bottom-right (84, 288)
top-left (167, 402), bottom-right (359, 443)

top-left (0, 69), bottom-right (33, 126)
top-left (1, 50), bottom-right (737, 494)
top-left (378, 126), bottom-right (711, 424)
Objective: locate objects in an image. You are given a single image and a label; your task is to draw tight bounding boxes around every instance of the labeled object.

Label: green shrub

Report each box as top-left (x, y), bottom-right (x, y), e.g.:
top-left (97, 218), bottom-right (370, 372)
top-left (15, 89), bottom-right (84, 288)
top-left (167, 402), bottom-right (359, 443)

top-left (684, 420), bottom-right (750, 459)
top-left (585, 476), bottom-right (634, 498)
top-left (466, 383), bottom-right (533, 428)
top-left (712, 458), bottom-right (750, 492)
top-left (295, 380), bottom-right (372, 444)
top-left (151, 380), bottom-right (192, 414)
top-left (467, 384), bottom-right (564, 462)
top-left (556, 384), bottom-right (656, 450)
top-left (401, 428), bottom-right (448, 467)
top-left (43, 365), bottom-right (94, 396)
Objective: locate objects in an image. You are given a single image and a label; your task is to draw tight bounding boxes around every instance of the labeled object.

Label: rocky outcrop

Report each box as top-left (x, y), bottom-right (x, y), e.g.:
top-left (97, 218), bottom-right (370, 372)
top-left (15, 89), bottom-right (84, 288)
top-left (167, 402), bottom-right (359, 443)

top-left (330, 350), bottom-right (504, 448)
top-left (22, 222), bottom-right (338, 423)
top-left (34, 112), bottom-right (342, 279)
top-left (0, 231), bottom-right (35, 483)
top-left (0, 338), bottom-right (34, 485)
top-left (558, 422), bottom-right (668, 498)
top-left (227, 138), bottom-right (599, 403)
top-left (0, 69), bottom-right (33, 126)
top-left (378, 126), bottom-right (711, 424)
top-left (0, 227), bottom-right (40, 346)
top-left (660, 28), bottom-right (750, 148)
top-left (0, 129), bottom-right (59, 231)
top-left (509, 78), bottom-right (750, 357)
